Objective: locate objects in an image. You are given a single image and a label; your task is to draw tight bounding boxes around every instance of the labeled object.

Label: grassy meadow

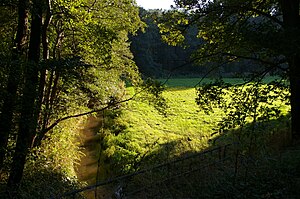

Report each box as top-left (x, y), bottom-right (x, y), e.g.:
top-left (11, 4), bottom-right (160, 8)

top-left (102, 77), bottom-right (290, 174)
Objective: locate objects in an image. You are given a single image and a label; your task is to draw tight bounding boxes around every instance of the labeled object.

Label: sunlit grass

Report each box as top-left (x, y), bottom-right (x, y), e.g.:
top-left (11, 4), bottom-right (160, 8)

top-left (104, 77), bottom-right (290, 173)
top-left (104, 86), bottom-right (221, 173)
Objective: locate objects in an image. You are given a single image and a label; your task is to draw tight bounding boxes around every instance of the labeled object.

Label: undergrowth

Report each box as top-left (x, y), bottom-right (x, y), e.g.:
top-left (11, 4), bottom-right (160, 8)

top-left (0, 118), bottom-right (85, 199)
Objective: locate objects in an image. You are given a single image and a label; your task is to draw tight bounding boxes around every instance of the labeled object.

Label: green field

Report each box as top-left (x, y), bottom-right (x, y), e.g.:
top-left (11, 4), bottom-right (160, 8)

top-left (104, 87), bottom-right (220, 172)
top-left (158, 77), bottom-right (243, 88)
top-left (102, 78), bottom-right (290, 174)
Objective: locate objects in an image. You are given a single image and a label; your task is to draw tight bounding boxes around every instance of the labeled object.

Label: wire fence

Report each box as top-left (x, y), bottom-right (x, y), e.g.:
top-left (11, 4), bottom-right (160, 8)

top-left (53, 144), bottom-right (233, 199)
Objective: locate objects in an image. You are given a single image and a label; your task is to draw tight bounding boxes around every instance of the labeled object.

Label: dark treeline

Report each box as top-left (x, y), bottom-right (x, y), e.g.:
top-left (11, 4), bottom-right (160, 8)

top-left (130, 8), bottom-right (269, 78)
top-left (129, 8), bottom-right (201, 78)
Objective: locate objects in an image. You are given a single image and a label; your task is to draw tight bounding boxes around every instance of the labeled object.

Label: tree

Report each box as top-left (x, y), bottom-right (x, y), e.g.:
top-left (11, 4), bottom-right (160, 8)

top-left (130, 8), bottom-right (201, 78)
top-left (159, 0), bottom-right (300, 139)
top-left (0, 0), bottom-right (28, 169)
top-left (0, 0), bottom-right (144, 187)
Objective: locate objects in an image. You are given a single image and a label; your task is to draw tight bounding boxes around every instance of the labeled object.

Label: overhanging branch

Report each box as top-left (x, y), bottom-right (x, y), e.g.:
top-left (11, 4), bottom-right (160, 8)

top-left (248, 8), bottom-right (283, 27)
top-left (222, 52), bottom-right (287, 71)
top-left (40, 94), bottom-right (137, 136)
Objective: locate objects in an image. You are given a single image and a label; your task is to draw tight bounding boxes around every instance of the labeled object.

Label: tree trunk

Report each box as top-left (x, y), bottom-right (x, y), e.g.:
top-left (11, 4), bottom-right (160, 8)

top-left (280, 0), bottom-right (300, 140)
top-left (32, 0), bottom-right (52, 147)
top-left (7, 1), bottom-right (42, 186)
top-left (0, 0), bottom-right (29, 168)
top-left (289, 55), bottom-right (300, 140)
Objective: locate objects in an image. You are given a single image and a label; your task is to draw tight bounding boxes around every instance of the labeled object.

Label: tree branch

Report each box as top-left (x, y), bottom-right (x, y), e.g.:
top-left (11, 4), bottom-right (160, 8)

top-left (40, 94), bottom-right (137, 136)
top-left (222, 52), bottom-right (287, 70)
top-left (248, 8), bottom-right (284, 27)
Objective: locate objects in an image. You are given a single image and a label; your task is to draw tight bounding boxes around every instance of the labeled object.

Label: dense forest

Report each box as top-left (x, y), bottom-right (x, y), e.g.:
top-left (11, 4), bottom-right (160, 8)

top-left (0, 0), bottom-right (300, 198)
top-left (129, 8), bottom-right (200, 77)
top-left (130, 8), bottom-right (268, 78)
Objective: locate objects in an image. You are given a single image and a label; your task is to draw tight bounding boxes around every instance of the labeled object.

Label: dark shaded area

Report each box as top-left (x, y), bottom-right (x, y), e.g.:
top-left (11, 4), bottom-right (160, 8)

top-left (129, 8), bottom-right (202, 78)
top-left (0, 170), bottom-right (84, 199)
top-left (130, 9), bottom-right (272, 79)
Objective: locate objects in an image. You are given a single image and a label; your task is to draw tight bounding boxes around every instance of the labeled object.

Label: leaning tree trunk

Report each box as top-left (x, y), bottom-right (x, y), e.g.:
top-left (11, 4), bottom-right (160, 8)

top-left (0, 0), bottom-right (29, 169)
top-left (280, 0), bottom-right (300, 140)
top-left (7, 1), bottom-right (42, 187)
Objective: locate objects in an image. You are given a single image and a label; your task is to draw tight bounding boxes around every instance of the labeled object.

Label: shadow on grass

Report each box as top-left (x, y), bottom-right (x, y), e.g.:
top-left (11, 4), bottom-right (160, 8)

top-left (193, 113), bottom-right (300, 199)
top-left (135, 113), bottom-right (299, 199)
top-left (105, 113), bottom-right (299, 199)
top-left (211, 113), bottom-right (292, 152)
top-left (9, 113), bottom-right (297, 199)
